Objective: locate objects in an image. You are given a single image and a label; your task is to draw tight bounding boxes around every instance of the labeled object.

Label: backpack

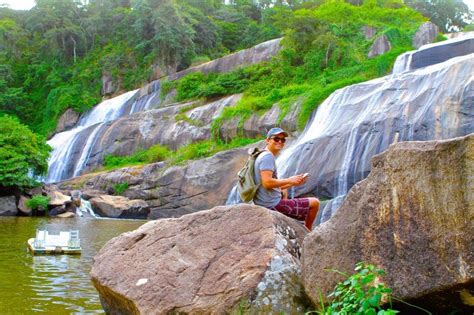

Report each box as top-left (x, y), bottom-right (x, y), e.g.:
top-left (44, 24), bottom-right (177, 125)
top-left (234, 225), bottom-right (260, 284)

top-left (237, 147), bottom-right (265, 203)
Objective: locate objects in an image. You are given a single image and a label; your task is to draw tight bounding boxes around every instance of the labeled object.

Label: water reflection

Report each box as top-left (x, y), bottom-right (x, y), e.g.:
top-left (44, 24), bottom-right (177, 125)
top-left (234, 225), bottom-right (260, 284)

top-left (0, 216), bottom-right (144, 314)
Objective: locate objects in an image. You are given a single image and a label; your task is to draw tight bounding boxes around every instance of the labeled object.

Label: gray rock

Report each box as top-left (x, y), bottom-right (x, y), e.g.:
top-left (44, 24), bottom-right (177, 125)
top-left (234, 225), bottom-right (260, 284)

top-left (412, 22), bottom-right (439, 49)
top-left (0, 196), bottom-right (17, 216)
top-left (18, 195), bottom-right (31, 216)
top-left (302, 134), bottom-right (474, 314)
top-left (368, 34), bottom-right (391, 58)
top-left (89, 195), bottom-right (149, 218)
top-left (56, 212), bottom-right (75, 218)
top-left (47, 190), bottom-right (71, 207)
top-left (101, 72), bottom-right (116, 96)
top-left (169, 38), bottom-right (282, 80)
top-left (91, 204), bottom-right (309, 314)
top-left (49, 205), bottom-right (67, 216)
top-left (55, 108), bottom-right (80, 133)
top-left (362, 25), bottom-right (376, 40)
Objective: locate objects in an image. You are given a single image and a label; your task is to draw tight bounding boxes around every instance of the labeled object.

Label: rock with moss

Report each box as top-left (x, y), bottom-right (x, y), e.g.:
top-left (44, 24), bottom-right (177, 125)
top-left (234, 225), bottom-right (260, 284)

top-left (302, 134), bottom-right (474, 314)
top-left (91, 204), bottom-right (310, 314)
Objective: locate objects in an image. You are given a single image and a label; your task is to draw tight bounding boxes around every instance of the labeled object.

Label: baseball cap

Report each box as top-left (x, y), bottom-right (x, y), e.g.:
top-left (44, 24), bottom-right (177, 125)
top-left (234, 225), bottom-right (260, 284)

top-left (266, 127), bottom-right (288, 139)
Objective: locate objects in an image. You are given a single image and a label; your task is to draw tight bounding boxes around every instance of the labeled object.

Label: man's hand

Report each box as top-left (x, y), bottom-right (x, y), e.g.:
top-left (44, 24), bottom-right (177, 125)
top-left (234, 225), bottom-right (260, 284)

top-left (282, 189), bottom-right (288, 199)
top-left (288, 175), bottom-right (305, 186)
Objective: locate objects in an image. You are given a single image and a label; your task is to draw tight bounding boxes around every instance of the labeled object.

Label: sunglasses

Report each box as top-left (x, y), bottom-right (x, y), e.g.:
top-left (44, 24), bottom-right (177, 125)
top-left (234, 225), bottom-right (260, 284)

top-left (271, 137), bottom-right (286, 143)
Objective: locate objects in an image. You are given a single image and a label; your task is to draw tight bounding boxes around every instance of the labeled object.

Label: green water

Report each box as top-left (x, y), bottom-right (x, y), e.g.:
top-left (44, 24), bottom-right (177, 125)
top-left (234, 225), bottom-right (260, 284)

top-left (0, 216), bottom-right (145, 314)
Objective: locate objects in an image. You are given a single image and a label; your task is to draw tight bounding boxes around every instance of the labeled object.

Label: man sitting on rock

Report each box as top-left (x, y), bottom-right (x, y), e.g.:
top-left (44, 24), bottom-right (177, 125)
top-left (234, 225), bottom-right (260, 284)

top-left (253, 127), bottom-right (320, 230)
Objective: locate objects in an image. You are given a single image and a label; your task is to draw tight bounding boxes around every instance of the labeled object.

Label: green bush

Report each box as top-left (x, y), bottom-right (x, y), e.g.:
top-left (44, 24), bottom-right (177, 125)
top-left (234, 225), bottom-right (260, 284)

top-left (113, 182), bottom-right (129, 195)
top-left (318, 262), bottom-right (398, 315)
top-left (0, 116), bottom-right (52, 189)
top-left (26, 195), bottom-right (50, 211)
top-left (102, 137), bottom-right (260, 172)
top-left (103, 144), bottom-right (172, 170)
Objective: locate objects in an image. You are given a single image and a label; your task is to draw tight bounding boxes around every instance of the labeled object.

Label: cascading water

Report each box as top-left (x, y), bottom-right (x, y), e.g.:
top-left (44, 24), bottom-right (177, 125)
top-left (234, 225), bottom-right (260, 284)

top-left (47, 79), bottom-right (163, 183)
top-left (228, 36), bottom-right (474, 225)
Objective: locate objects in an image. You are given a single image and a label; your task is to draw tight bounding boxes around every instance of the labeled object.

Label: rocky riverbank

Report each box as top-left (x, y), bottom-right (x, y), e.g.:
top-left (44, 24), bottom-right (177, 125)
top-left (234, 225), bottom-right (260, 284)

top-left (90, 134), bottom-right (474, 314)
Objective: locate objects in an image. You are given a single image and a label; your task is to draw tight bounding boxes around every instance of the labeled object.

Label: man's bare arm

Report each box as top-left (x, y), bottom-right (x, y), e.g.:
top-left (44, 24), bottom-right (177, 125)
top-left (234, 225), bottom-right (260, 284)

top-left (260, 170), bottom-right (304, 189)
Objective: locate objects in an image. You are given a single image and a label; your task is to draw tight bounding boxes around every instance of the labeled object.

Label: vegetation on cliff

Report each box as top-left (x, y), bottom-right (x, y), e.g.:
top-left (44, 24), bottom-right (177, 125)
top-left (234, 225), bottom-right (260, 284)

top-left (161, 0), bottom-right (426, 133)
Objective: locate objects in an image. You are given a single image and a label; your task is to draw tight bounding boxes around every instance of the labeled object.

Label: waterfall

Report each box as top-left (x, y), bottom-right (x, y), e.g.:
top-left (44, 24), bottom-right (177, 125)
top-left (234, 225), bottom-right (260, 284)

top-left (46, 82), bottom-right (162, 183)
top-left (228, 49), bottom-right (474, 224)
top-left (77, 199), bottom-right (99, 218)
top-left (274, 52), bottom-right (473, 221)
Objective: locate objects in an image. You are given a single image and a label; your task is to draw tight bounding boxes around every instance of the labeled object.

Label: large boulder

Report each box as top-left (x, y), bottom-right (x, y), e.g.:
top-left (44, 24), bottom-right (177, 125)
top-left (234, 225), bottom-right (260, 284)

top-left (0, 196), bottom-right (17, 216)
top-left (302, 134), bottom-right (474, 313)
top-left (91, 204), bottom-right (309, 314)
top-left (55, 108), bottom-right (80, 133)
top-left (101, 72), bottom-right (117, 96)
top-left (17, 195), bottom-right (31, 216)
top-left (89, 195), bottom-right (149, 218)
top-left (412, 22), bottom-right (439, 49)
top-left (47, 190), bottom-right (72, 207)
top-left (169, 38), bottom-right (282, 80)
top-left (368, 34), bottom-right (391, 58)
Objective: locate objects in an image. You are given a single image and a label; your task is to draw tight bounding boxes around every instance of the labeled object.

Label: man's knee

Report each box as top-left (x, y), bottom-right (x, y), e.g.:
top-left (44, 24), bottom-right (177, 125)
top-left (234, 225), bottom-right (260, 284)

top-left (309, 197), bottom-right (320, 209)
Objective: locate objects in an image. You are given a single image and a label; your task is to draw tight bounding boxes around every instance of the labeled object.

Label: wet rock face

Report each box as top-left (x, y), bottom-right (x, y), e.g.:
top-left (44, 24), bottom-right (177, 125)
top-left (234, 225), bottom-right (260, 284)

top-left (91, 204), bottom-right (309, 314)
top-left (412, 22), bottom-right (439, 49)
top-left (278, 52), bottom-right (474, 202)
top-left (302, 134), bottom-right (474, 314)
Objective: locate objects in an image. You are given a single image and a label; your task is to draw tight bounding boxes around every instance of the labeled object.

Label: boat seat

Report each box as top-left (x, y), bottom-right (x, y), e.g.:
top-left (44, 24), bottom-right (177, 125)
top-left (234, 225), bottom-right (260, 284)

top-left (68, 230), bottom-right (80, 248)
top-left (34, 230), bottom-right (47, 248)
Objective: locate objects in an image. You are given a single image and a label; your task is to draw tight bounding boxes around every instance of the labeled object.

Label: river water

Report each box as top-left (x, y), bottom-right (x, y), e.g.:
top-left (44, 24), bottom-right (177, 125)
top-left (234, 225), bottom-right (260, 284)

top-left (0, 216), bottom-right (145, 314)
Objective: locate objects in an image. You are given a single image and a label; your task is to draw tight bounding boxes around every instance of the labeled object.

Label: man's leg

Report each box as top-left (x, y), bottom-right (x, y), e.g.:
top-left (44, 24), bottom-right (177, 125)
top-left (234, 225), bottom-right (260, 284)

top-left (305, 198), bottom-right (320, 231)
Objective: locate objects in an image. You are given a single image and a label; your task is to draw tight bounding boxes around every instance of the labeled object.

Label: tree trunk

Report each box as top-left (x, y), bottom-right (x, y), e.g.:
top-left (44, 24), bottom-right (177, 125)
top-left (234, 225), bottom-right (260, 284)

top-left (70, 36), bottom-right (77, 63)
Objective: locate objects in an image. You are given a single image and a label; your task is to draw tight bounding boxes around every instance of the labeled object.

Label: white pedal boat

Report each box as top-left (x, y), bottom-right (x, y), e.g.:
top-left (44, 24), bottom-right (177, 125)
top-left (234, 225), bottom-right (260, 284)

top-left (27, 230), bottom-right (81, 255)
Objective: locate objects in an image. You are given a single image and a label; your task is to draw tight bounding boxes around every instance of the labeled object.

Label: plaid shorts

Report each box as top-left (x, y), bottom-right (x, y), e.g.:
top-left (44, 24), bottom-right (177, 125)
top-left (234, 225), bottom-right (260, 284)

top-left (270, 198), bottom-right (310, 221)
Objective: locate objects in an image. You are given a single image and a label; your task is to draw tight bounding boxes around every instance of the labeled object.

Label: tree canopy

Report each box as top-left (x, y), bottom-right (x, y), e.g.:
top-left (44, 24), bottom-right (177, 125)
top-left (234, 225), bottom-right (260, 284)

top-left (405, 0), bottom-right (473, 32)
top-left (0, 115), bottom-right (52, 189)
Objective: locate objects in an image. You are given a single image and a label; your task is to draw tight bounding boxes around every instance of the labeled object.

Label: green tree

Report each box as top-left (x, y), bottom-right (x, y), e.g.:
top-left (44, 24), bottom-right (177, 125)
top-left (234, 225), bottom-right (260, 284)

top-left (405, 0), bottom-right (472, 32)
top-left (0, 115), bottom-right (52, 189)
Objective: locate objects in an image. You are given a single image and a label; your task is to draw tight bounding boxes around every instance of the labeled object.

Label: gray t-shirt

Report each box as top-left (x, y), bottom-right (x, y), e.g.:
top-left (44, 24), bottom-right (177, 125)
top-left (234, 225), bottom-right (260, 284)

top-left (253, 151), bottom-right (281, 208)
